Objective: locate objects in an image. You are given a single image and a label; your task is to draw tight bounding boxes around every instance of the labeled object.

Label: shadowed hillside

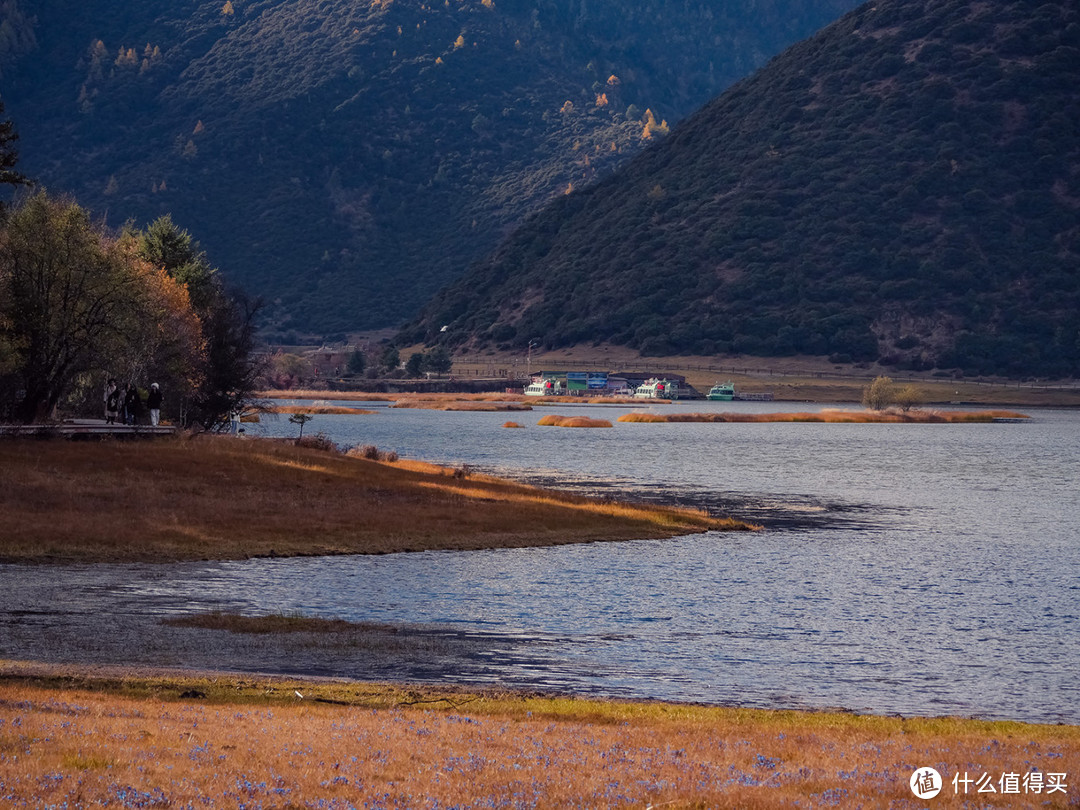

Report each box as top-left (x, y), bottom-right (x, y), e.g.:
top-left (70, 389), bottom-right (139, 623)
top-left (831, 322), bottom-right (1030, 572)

top-left (0, 0), bottom-right (858, 336)
top-left (404, 0), bottom-right (1080, 378)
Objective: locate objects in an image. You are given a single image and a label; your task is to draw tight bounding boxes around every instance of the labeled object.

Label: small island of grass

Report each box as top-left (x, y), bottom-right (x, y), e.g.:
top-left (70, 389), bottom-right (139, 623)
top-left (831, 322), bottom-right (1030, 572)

top-left (537, 414), bottom-right (613, 428)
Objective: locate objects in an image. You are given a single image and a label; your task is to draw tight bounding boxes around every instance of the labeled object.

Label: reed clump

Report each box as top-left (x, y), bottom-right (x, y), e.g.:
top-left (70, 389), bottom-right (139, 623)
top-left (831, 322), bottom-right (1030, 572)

top-left (502, 421), bottom-right (525, 428)
top-left (617, 412), bottom-right (667, 422)
top-left (345, 443), bottom-right (399, 462)
top-left (537, 414), bottom-right (613, 428)
top-left (1, 672), bottom-right (1076, 809)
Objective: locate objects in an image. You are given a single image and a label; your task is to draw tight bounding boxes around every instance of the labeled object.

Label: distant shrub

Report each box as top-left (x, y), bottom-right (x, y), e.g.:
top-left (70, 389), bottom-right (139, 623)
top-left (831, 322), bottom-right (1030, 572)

top-left (347, 444), bottom-right (398, 462)
top-left (296, 432), bottom-right (338, 453)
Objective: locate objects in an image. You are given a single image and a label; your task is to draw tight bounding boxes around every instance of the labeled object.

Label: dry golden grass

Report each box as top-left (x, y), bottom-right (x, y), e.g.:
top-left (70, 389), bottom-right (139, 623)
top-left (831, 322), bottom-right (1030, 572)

top-left (618, 409), bottom-right (1030, 424)
top-left (531, 395), bottom-right (645, 405)
top-left (502, 421), bottom-right (525, 428)
top-left (259, 389), bottom-right (647, 405)
top-left (536, 414), bottom-right (614, 428)
top-left (0, 436), bottom-right (752, 563)
top-left (260, 404), bottom-right (376, 415)
top-left (391, 400), bottom-right (533, 411)
top-left (0, 668), bottom-right (1076, 808)
top-left (618, 412), bottom-right (669, 423)
top-left (258, 389), bottom-right (399, 401)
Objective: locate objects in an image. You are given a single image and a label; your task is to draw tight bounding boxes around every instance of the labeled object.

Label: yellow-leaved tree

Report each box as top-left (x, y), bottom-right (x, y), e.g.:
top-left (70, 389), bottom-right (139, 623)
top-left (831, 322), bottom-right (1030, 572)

top-left (0, 193), bottom-right (205, 422)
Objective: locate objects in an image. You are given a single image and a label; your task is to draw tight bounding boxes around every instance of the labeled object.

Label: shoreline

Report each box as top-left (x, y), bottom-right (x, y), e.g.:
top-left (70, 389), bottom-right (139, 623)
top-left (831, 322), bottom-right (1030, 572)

top-left (4, 657), bottom-right (1078, 728)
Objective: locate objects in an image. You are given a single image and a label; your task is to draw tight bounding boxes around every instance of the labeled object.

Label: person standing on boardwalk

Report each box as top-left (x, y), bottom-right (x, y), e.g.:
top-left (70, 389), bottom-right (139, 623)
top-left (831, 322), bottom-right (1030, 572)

top-left (123, 383), bottom-right (141, 425)
top-left (146, 383), bottom-right (162, 427)
top-left (104, 379), bottom-right (119, 424)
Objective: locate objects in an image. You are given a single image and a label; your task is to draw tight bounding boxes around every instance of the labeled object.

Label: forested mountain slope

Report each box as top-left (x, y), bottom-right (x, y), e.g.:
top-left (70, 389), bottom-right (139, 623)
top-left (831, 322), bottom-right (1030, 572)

top-left (0, 0), bottom-right (858, 336)
top-left (405, 0), bottom-right (1080, 378)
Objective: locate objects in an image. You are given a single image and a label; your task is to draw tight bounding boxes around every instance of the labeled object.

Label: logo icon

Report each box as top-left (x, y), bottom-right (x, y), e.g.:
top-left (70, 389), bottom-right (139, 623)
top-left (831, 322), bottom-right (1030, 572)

top-left (910, 767), bottom-right (943, 799)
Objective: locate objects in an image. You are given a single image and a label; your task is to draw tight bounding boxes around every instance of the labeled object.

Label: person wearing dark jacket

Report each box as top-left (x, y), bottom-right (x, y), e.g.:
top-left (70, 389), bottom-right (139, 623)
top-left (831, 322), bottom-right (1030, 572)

top-left (104, 379), bottom-right (120, 424)
top-left (146, 383), bottom-right (163, 426)
top-left (123, 384), bottom-right (141, 425)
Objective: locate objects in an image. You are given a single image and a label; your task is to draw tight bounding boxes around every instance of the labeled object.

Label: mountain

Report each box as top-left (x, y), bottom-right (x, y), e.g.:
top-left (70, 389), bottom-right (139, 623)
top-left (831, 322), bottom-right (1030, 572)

top-left (0, 0), bottom-right (859, 339)
top-left (403, 0), bottom-right (1080, 378)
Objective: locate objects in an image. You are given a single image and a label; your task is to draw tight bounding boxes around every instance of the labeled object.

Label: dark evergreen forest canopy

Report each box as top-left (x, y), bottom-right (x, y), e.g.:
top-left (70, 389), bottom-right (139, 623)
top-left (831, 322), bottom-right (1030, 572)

top-left (0, 0), bottom-right (858, 337)
top-left (404, 0), bottom-right (1080, 378)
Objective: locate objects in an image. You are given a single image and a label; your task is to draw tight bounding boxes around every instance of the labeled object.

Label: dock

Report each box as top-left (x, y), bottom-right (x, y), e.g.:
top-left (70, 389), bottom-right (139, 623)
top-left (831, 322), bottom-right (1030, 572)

top-left (734, 392), bottom-right (775, 401)
top-left (0, 420), bottom-right (177, 439)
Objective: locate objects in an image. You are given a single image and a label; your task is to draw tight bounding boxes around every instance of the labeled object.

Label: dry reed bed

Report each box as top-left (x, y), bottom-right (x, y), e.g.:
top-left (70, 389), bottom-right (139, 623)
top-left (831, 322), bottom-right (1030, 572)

top-left (390, 401), bottom-right (533, 411)
top-left (0, 673), bottom-right (1076, 809)
top-left (0, 437), bottom-right (751, 563)
top-left (260, 404), bottom-right (376, 415)
top-left (618, 409), bottom-right (1030, 424)
top-left (536, 414), bottom-right (613, 428)
top-left (258, 390), bottom-right (644, 405)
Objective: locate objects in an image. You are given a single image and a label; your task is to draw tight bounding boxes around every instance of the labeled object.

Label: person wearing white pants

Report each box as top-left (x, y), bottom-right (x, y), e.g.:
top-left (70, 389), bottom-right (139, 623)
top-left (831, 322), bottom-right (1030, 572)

top-left (146, 382), bottom-right (162, 426)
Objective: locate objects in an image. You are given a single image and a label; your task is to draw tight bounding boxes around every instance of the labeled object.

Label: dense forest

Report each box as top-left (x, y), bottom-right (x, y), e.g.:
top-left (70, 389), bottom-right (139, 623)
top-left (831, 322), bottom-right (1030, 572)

top-left (404, 0), bottom-right (1080, 378)
top-left (0, 0), bottom-right (858, 338)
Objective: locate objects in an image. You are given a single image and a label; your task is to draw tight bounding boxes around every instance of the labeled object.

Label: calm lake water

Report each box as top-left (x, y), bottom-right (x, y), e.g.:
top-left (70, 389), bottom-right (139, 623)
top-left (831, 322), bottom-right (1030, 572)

top-left (4, 401), bottom-right (1079, 723)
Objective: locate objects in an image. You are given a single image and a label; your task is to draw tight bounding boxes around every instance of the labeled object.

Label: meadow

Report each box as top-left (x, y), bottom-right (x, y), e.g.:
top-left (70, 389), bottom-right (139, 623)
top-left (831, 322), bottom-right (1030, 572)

top-left (0, 665), bottom-right (1076, 808)
top-left (0, 436), bottom-right (753, 563)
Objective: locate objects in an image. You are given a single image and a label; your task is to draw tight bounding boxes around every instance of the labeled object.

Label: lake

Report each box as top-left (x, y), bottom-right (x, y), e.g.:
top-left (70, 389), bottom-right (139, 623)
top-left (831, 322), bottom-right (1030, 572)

top-left (3, 400), bottom-right (1078, 723)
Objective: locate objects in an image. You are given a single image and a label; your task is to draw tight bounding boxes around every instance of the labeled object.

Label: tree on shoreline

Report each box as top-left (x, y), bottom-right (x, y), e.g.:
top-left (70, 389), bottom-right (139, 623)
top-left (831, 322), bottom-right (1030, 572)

top-left (0, 192), bottom-right (202, 422)
top-left (137, 215), bottom-right (263, 430)
top-left (289, 411), bottom-right (313, 439)
top-left (861, 375), bottom-right (923, 412)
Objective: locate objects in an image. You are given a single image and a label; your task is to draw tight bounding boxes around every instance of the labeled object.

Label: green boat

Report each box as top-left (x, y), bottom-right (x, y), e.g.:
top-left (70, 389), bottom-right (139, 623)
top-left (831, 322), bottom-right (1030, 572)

top-left (707, 381), bottom-right (735, 401)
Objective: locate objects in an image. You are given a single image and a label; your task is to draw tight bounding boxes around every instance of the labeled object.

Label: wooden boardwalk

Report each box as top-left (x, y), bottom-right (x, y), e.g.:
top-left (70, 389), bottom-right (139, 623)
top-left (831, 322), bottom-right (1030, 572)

top-left (0, 420), bottom-right (177, 439)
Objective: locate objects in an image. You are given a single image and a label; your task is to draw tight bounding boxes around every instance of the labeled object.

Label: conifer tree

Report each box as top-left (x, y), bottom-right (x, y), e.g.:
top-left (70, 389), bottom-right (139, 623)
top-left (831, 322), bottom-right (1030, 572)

top-left (0, 99), bottom-right (30, 212)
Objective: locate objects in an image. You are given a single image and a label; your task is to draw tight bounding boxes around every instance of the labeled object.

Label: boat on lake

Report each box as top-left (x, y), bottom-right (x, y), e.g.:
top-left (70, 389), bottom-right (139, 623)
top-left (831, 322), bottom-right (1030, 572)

top-left (633, 378), bottom-right (678, 399)
top-left (524, 377), bottom-right (564, 396)
top-left (707, 381), bottom-right (735, 401)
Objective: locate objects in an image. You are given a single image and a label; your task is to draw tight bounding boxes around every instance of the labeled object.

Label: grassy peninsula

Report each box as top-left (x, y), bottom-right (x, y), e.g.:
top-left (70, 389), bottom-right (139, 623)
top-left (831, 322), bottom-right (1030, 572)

top-left (0, 436), bottom-right (752, 564)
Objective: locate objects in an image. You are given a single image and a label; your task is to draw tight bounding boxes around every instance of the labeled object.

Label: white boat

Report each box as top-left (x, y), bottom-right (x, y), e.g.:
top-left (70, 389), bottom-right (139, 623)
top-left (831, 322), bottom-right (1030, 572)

top-left (524, 378), bottom-right (564, 396)
top-left (707, 381), bottom-right (735, 401)
top-left (633, 378), bottom-right (678, 399)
